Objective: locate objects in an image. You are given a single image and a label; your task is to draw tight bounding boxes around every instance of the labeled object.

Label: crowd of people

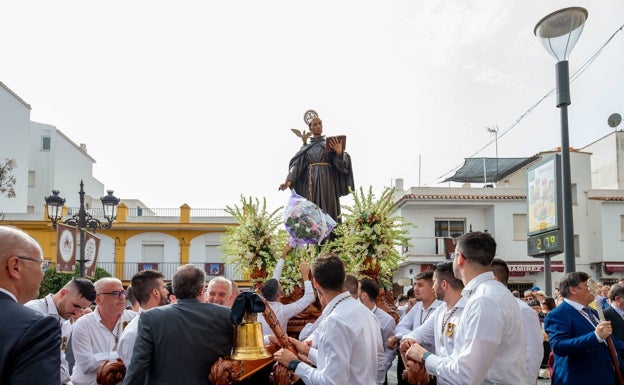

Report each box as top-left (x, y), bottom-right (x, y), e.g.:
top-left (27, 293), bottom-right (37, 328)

top-left (3, 223), bottom-right (624, 385)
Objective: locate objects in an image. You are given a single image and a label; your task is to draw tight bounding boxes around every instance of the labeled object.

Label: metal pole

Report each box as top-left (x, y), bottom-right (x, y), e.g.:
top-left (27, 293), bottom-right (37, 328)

top-left (78, 180), bottom-right (87, 277)
top-left (556, 61), bottom-right (575, 272)
top-left (543, 255), bottom-right (552, 296)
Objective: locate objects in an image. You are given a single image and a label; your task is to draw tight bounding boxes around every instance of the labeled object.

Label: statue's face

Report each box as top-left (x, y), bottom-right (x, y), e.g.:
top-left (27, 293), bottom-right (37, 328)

top-left (309, 118), bottom-right (323, 136)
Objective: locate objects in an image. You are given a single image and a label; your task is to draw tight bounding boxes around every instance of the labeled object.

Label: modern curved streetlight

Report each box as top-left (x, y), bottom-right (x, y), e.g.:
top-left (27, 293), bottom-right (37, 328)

top-left (534, 7), bottom-right (588, 273)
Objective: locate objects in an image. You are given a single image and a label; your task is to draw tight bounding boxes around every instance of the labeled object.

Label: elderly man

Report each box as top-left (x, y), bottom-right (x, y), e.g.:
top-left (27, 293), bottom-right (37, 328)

top-left (26, 277), bottom-right (96, 384)
top-left (0, 225), bottom-right (62, 385)
top-left (545, 272), bottom-right (620, 385)
top-left (206, 276), bottom-right (235, 306)
top-left (71, 277), bottom-right (137, 385)
top-left (124, 264), bottom-right (233, 385)
top-left (117, 270), bottom-right (169, 370)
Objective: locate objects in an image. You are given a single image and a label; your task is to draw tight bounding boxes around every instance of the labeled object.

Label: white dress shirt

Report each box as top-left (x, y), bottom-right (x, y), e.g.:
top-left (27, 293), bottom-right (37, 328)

top-left (516, 297), bottom-right (544, 385)
top-left (373, 305), bottom-right (397, 372)
top-left (295, 291), bottom-right (385, 385)
top-left (395, 298), bottom-right (444, 353)
top-left (25, 294), bottom-right (74, 384)
top-left (70, 308), bottom-right (136, 385)
top-left (116, 308), bottom-right (145, 370)
top-left (259, 258), bottom-right (315, 337)
top-left (425, 272), bottom-right (527, 385)
top-left (405, 295), bottom-right (467, 375)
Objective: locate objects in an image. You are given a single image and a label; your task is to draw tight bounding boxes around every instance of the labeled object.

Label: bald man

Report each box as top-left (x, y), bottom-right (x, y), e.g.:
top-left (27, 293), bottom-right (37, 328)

top-left (0, 225), bottom-right (62, 385)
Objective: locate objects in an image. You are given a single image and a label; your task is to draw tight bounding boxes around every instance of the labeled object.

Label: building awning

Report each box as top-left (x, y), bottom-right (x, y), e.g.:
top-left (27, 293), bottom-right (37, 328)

top-left (442, 157), bottom-right (539, 183)
top-left (508, 262), bottom-right (564, 274)
top-left (605, 263), bottom-right (624, 273)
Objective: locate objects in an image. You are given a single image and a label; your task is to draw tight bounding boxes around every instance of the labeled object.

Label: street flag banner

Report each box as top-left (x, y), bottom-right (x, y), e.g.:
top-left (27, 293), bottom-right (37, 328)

top-left (56, 223), bottom-right (77, 273)
top-left (84, 231), bottom-right (101, 279)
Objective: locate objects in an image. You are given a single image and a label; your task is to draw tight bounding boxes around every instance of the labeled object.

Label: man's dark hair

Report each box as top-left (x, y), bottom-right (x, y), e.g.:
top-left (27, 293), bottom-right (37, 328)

top-left (172, 264), bottom-right (206, 299)
top-left (126, 286), bottom-right (138, 307)
top-left (542, 297), bottom-right (556, 310)
top-left (344, 274), bottom-right (359, 296)
top-left (434, 262), bottom-right (464, 291)
top-left (130, 270), bottom-right (165, 305)
top-left (558, 271), bottom-right (590, 298)
top-left (456, 231), bottom-right (497, 266)
top-left (359, 278), bottom-right (380, 301)
top-left (406, 287), bottom-right (415, 298)
top-left (262, 278), bottom-right (280, 302)
top-left (69, 277), bottom-right (97, 302)
top-left (165, 282), bottom-right (174, 298)
top-left (609, 283), bottom-right (624, 302)
top-left (415, 270), bottom-right (434, 283)
top-left (490, 258), bottom-right (510, 286)
top-left (312, 253), bottom-right (345, 292)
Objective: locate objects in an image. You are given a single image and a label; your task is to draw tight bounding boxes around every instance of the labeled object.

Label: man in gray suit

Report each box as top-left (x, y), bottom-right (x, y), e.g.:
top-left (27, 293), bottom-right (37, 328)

top-left (123, 264), bottom-right (233, 385)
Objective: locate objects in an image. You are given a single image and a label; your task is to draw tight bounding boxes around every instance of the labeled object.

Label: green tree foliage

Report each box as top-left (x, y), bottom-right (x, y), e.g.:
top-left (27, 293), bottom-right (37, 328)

top-left (0, 158), bottom-right (17, 198)
top-left (38, 264), bottom-right (112, 298)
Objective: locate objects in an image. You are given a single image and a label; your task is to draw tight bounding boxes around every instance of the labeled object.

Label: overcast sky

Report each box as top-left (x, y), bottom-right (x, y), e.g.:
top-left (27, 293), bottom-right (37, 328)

top-left (1, 1), bottom-right (623, 211)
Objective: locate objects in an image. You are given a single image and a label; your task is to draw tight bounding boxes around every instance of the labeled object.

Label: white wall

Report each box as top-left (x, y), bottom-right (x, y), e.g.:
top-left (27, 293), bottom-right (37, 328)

top-left (0, 84), bottom-right (31, 213)
top-left (124, 232), bottom-right (180, 263)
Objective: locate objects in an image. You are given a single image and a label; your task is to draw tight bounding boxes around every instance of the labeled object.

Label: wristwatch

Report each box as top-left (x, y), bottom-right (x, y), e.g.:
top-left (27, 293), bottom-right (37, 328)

top-left (288, 359), bottom-right (302, 371)
top-left (422, 351), bottom-right (432, 363)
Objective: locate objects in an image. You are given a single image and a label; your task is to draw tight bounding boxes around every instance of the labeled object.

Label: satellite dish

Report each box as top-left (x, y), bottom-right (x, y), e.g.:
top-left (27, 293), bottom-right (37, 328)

top-left (608, 113), bottom-right (622, 129)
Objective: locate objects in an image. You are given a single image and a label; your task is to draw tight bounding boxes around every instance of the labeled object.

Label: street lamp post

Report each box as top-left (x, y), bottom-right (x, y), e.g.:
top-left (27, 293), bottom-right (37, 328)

top-left (45, 180), bottom-right (120, 277)
top-left (534, 7), bottom-right (588, 274)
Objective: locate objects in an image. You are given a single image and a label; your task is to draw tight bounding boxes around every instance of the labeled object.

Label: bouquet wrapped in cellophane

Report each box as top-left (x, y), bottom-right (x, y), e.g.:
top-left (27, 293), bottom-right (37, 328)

top-left (284, 190), bottom-right (336, 248)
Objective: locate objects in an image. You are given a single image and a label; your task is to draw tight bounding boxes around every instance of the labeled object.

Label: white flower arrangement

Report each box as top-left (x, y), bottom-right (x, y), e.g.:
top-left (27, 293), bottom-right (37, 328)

top-left (321, 186), bottom-right (412, 286)
top-left (220, 195), bottom-right (287, 280)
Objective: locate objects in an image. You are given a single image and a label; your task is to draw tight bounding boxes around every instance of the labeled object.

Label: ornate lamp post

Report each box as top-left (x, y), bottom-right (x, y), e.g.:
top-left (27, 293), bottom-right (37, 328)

top-left (534, 7), bottom-right (588, 273)
top-left (45, 180), bottom-right (120, 277)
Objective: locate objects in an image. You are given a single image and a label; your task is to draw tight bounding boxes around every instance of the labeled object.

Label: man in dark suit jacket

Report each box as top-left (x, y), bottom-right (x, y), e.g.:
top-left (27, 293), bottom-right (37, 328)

top-left (0, 225), bottom-right (62, 385)
top-left (123, 264), bottom-right (233, 385)
top-left (544, 271), bottom-right (619, 385)
top-left (604, 284), bottom-right (624, 348)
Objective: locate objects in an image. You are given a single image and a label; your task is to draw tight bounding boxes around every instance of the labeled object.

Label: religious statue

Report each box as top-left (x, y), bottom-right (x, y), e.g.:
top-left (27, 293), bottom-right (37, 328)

top-left (278, 110), bottom-right (354, 223)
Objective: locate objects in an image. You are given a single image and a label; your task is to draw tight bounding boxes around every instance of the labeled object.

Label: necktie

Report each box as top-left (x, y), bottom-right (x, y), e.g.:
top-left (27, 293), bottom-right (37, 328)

top-left (582, 307), bottom-right (599, 326)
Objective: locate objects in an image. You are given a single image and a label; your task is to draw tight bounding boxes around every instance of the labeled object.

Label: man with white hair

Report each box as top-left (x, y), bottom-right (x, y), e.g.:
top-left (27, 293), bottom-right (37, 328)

top-left (206, 276), bottom-right (235, 306)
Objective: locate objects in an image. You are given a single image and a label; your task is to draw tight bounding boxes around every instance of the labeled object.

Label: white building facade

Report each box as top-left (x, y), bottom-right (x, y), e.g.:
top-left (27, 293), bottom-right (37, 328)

top-left (392, 141), bottom-right (624, 294)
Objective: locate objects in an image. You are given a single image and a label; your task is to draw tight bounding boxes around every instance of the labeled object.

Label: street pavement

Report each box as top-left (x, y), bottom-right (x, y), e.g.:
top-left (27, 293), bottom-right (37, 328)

top-left (386, 357), bottom-right (551, 384)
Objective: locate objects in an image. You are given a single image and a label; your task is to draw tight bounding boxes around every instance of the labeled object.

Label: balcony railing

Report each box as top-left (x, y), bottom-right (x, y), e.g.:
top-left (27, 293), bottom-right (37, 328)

top-left (404, 237), bottom-right (455, 258)
top-left (95, 261), bottom-right (245, 282)
top-left (69, 207), bottom-right (229, 217)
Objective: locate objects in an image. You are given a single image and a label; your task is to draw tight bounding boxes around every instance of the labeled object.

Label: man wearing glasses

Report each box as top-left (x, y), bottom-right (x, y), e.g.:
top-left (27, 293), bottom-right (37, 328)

top-left (26, 277), bottom-right (96, 384)
top-left (71, 277), bottom-right (137, 385)
top-left (0, 225), bottom-right (62, 385)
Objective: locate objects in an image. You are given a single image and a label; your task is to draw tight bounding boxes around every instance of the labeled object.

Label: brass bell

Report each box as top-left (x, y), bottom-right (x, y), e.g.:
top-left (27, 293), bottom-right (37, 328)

top-left (231, 312), bottom-right (271, 361)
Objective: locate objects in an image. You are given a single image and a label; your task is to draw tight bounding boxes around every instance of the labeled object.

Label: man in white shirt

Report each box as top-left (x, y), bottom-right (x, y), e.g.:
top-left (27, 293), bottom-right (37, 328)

top-left (274, 253), bottom-right (385, 385)
top-left (71, 277), bottom-right (137, 385)
top-left (25, 277), bottom-right (96, 384)
top-left (117, 270), bottom-right (169, 370)
top-left (258, 260), bottom-right (315, 337)
top-left (359, 278), bottom-right (397, 378)
top-left (401, 262), bottom-right (466, 385)
top-left (491, 258), bottom-right (543, 385)
top-left (388, 271), bottom-right (443, 385)
top-left (406, 231), bottom-right (527, 385)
